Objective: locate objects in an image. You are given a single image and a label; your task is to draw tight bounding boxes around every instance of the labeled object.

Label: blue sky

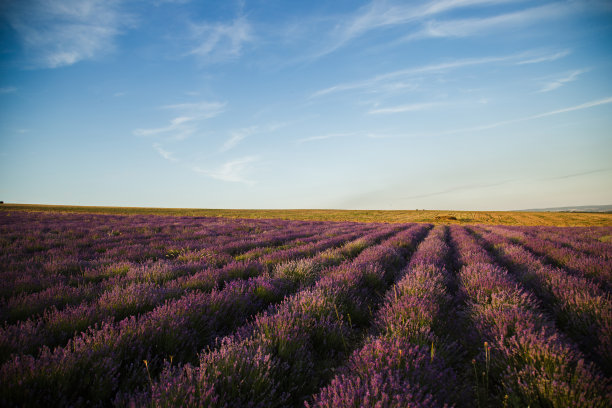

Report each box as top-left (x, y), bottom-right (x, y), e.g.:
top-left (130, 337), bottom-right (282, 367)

top-left (1, 0), bottom-right (611, 210)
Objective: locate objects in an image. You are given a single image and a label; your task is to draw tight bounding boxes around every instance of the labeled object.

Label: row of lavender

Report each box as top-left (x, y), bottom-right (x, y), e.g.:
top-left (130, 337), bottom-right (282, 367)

top-left (1, 211), bottom-right (417, 406)
top-left (1, 210), bottom-right (387, 325)
top-left (1, 211), bottom-right (611, 407)
top-left (308, 224), bottom-right (612, 407)
top-left (130, 223), bottom-right (611, 407)
top-left (0, 212), bottom-right (372, 303)
top-left (0, 212), bottom-right (383, 362)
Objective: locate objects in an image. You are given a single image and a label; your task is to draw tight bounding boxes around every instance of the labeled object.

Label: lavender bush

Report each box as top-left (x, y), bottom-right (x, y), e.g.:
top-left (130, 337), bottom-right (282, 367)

top-left (0, 211), bottom-right (610, 407)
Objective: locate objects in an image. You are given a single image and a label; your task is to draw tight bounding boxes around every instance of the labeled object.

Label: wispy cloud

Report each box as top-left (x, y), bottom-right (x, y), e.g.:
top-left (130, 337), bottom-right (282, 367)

top-left (193, 156), bottom-right (259, 184)
top-left (219, 123), bottom-right (286, 152)
top-left (221, 128), bottom-right (254, 152)
top-left (312, 50), bottom-right (565, 98)
top-left (443, 96), bottom-right (612, 135)
top-left (516, 50), bottom-right (571, 65)
top-left (401, 179), bottom-right (515, 200)
top-left (4, 0), bottom-right (133, 68)
top-left (134, 117), bottom-right (196, 139)
top-left (152, 143), bottom-right (178, 162)
top-left (0, 87), bottom-right (17, 94)
top-left (369, 102), bottom-right (441, 114)
top-left (527, 96), bottom-right (612, 120)
top-left (542, 168), bottom-right (612, 181)
top-left (537, 69), bottom-right (588, 93)
top-left (297, 131), bottom-right (398, 143)
top-left (134, 101), bottom-right (225, 140)
top-left (161, 101), bottom-right (227, 116)
top-left (298, 132), bottom-right (356, 144)
top-left (188, 17), bottom-right (253, 63)
top-left (155, 0), bottom-right (192, 4)
top-left (402, 3), bottom-right (570, 42)
top-left (311, 0), bottom-right (534, 59)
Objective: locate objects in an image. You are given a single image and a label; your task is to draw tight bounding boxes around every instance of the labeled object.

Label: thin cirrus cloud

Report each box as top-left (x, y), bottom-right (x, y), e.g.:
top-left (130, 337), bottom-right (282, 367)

top-left (516, 50), bottom-right (571, 65)
top-left (311, 50), bottom-right (570, 98)
top-left (3, 0), bottom-right (133, 69)
top-left (193, 156), bottom-right (259, 185)
top-left (221, 128), bottom-right (256, 152)
top-left (537, 69), bottom-right (589, 93)
top-left (401, 179), bottom-right (516, 200)
top-left (297, 131), bottom-right (395, 144)
top-left (219, 123), bottom-right (287, 152)
top-left (133, 101), bottom-right (226, 140)
top-left (401, 2), bottom-right (570, 42)
top-left (310, 0), bottom-right (531, 59)
top-left (440, 96), bottom-right (612, 135)
top-left (297, 132), bottom-right (356, 144)
top-left (369, 102), bottom-right (442, 114)
top-left (152, 143), bottom-right (178, 162)
top-left (541, 167), bottom-right (612, 181)
top-left (187, 16), bottom-right (253, 63)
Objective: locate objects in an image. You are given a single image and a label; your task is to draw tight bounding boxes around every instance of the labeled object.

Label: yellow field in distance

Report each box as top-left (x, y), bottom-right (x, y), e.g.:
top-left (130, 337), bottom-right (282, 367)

top-left (2, 204), bottom-right (612, 227)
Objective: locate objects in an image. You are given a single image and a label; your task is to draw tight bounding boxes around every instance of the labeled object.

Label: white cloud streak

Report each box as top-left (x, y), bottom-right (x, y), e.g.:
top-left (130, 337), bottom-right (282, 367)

top-left (402, 2), bottom-right (570, 41)
top-left (219, 123), bottom-right (287, 152)
top-left (152, 143), bottom-right (178, 162)
top-left (134, 101), bottom-right (226, 140)
top-left (221, 129), bottom-right (252, 152)
top-left (444, 96), bottom-right (612, 134)
top-left (313, 0), bottom-right (534, 58)
top-left (298, 132), bottom-right (356, 144)
top-left (527, 96), bottom-right (612, 119)
top-left (516, 50), bottom-right (571, 65)
top-left (188, 17), bottom-right (253, 63)
top-left (193, 156), bottom-right (259, 184)
top-left (4, 0), bottom-right (133, 68)
top-left (161, 101), bottom-right (227, 117)
top-left (369, 102), bottom-right (441, 114)
top-left (537, 69), bottom-right (588, 93)
top-left (297, 131), bottom-right (398, 143)
top-left (0, 87), bottom-right (17, 94)
top-left (312, 50), bottom-right (568, 98)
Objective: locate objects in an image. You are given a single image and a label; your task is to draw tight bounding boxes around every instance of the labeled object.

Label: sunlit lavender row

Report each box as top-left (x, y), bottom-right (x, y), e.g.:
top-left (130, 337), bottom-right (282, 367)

top-left (0, 211), bottom-right (610, 407)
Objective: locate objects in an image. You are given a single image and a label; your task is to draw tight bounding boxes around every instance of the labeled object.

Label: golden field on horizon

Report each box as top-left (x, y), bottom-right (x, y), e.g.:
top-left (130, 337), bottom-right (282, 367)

top-left (2, 204), bottom-right (612, 227)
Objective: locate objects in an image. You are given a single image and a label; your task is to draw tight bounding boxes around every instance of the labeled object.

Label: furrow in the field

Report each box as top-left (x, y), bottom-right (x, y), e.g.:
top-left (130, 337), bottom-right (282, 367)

top-left (132, 224), bottom-right (432, 408)
top-left (0, 223), bottom-right (406, 407)
top-left (469, 226), bottom-right (612, 376)
top-left (307, 225), bottom-right (471, 407)
top-left (484, 225), bottom-right (612, 291)
top-left (0, 218), bottom-right (365, 323)
top-left (0, 226), bottom-right (374, 362)
top-left (449, 226), bottom-right (610, 408)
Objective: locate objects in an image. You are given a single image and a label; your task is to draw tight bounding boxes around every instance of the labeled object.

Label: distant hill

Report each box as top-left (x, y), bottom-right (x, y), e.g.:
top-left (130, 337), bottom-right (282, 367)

top-left (518, 204), bottom-right (612, 213)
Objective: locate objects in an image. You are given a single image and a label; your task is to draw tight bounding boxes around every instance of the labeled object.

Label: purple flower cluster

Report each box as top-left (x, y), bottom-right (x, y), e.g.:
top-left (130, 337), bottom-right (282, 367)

top-left (449, 226), bottom-right (611, 407)
top-left (0, 214), bottom-right (320, 317)
top-left (1, 213), bottom-right (406, 407)
top-left (474, 226), bottom-right (612, 375)
top-left (309, 226), bottom-right (462, 408)
top-left (140, 224), bottom-right (431, 407)
top-left (1, 211), bottom-right (611, 407)
top-left (490, 225), bottom-right (612, 290)
top-left (0, 217), bottom-right (378, 363)
top-left (310, 338), bottom-right (455, 408)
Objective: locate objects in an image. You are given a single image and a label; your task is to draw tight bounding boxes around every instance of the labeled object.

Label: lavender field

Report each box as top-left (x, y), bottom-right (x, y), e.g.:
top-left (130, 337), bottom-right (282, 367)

top-left (1, 211), bottom-right (611, 407)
